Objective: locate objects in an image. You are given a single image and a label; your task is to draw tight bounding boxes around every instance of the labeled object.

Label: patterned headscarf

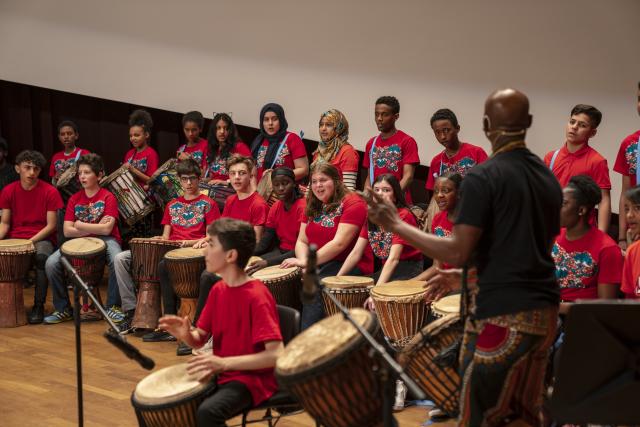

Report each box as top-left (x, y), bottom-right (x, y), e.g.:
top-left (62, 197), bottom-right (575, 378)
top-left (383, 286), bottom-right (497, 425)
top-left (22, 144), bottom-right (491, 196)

top-left (314, 109), bottom-right (349, 162)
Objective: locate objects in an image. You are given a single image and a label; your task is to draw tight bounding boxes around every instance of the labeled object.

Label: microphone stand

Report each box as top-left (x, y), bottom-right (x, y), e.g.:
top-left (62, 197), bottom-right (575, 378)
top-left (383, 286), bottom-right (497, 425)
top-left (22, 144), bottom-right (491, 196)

top-left (61, 256), bottom-right (155, 427)
top-left (321, 288), bottom-right (426, 427)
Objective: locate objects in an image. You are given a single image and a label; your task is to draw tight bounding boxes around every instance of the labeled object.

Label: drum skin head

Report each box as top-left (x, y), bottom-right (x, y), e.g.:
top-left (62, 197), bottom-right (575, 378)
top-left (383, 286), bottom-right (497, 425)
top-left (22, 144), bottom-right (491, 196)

top-left (164, 247), bottom-right (205, 260)
top-left (276, 309), bottom-right (373, 376)
top-left (0, 238), bottom-right (35, 252)
top-left (134, 363), bottom-right (211, 405)
top-left (401, 312), bottom-right (462, 357)
top-left (370, 280), bottom-right (426, 297)
top-left (61, 237), bottom-right (106, 256)
top-left (251, 265), bottom-right (299, 281)
top-left (321, 276), bottom-right (374, 289)
top-left (149, 159), bottom-right (177, 181)
top-left (432, 294), bottom-right (461, 316)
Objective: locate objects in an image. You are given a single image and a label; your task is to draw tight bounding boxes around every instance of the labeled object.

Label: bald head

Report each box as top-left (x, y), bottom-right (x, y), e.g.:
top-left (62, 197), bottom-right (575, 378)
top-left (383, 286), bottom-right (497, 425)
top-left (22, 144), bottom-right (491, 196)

top-left (483, 88), bottom-right (532, 132)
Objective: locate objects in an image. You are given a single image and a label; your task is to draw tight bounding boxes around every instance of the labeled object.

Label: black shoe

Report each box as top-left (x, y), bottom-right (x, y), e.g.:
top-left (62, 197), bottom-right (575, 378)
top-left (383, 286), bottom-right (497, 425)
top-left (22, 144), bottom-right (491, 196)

top-left (142, 329), bottom-right (176, 342)
top-left (177, 342), bottom-right (192, 356)
top-left (28, 304), bottom-right (44, 324)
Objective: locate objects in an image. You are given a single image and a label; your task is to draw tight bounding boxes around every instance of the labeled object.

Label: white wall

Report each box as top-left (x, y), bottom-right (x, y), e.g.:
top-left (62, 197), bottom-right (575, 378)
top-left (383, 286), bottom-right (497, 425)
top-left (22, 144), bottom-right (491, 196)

top-left (1, 0), bottom-right (639, 208)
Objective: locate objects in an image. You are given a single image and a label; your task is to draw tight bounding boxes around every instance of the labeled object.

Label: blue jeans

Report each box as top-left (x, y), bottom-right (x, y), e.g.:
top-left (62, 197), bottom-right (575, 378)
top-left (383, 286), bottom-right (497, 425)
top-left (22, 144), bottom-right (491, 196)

top-left (46, 236), bottom-right (122, 312)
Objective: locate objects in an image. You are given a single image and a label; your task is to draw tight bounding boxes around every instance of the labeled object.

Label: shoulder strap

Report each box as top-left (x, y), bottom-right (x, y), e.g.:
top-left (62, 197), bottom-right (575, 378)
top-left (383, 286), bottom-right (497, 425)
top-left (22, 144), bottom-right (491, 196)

top-left (636, 136), bottom-right (640, 184)
top-left (368, 136), bottom-right (379, 185)
top-left (549, 148), bottom-right (561, 171)
top-left (73, 149), bottom-right (83, 162)
top-left (269, 133), bottom-right (290, 169)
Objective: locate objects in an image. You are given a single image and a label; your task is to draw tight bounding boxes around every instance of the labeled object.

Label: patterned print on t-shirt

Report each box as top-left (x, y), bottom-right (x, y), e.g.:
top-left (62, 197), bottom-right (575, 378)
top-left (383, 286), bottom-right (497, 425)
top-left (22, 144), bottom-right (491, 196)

top-left (54, 158), bottom-right (76, 175)
top-left (368, 229), bottom-right (392, 259)
top-left (74, 201), bottom-right (106, 223)
top-left (129, 157), bottom-right (148, 173)
top-left (190, 151), bottom-right (204, 165)
top-left (208, 156), bottom-right (229, 176)
top-left (440, 157), bottom-right (477, 177)
top-left (256, 144), bottom-right (290, 169)
top-left (312, 204), bottom-right (343, 228)
top-left (624, 141), bottom-right (638, 176)
top-left (551, 244), bottom-right (597, 289)
top-left (373, 144), bottom-right (402, 172)
top-left (433, 226), bottom-right (451, 238)
top-left (169, 199), bottom-right (212, 228)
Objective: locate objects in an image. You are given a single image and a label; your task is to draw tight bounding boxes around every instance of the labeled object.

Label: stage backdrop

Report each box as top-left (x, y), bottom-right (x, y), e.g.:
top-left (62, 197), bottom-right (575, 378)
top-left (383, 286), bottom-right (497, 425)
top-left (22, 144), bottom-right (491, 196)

top-left (0, 0), bottom-right (639, 208)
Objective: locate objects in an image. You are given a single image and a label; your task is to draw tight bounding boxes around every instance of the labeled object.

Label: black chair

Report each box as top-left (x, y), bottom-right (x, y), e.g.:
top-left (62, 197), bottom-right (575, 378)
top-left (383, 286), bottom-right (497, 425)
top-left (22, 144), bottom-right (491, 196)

top-left (239, 305), bottom-right (320, 427)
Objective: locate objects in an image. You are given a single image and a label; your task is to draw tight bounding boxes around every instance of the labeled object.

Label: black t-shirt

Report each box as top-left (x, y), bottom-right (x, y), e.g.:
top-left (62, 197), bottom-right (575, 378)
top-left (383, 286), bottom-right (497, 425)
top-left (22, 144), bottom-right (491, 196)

top-left (456, 148), bottom-right (562, 319)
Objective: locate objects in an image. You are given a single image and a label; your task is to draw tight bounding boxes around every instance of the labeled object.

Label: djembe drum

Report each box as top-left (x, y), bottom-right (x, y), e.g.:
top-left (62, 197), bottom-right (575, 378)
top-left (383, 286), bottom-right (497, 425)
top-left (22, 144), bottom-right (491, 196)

top-left (164, 247), bottom-right (205, 322)
top-left (55, 165), bottom-right (81, 202)
top-left (251, 265), bottom-right (301, 309)
top-left (101, 165), bottom-right (155, 226)
top-left (130, 238), bottom-right (181, 330)
top-left (149, 159), bottom-right (183, 209)
top-left (198, 183), bottom-right (234, 211)
top-left (431, 293), bottom-right (461, 319)
top-left (276, 309), bottom-right (383, 427)
top-left (131, 363), bottom-right (217, 427)
top-left (0, 239), bottom-right (35, 327)
top-left (369, 280), bottom-right (429, 349)
top-left (321, 276), bottom-right (373, 316)
top-left (60, 237), bottom-right (107, 316)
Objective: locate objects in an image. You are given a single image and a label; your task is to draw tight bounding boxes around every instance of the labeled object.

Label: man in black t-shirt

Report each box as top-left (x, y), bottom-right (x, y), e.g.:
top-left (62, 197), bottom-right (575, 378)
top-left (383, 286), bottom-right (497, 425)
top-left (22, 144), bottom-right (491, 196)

top-left (365, 88), bottom-right (561, 426)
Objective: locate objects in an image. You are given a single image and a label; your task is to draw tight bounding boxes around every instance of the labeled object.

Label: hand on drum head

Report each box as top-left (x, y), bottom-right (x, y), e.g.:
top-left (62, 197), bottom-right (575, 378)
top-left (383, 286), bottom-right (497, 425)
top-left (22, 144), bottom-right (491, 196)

top-left (424, 268), bottom-right (463, 303)
top-left (280, 257), bottom-right (304, 269)
top-left (363, 296), bottom-right (376, 312)
top-left (246, 259), bottom-right (267, 275)
top-left (358, 190), bottom-right (402, 231)
top-left (158, 315), bottom-right (190, 341)
top-left (192, 238), bottom-right (208, 249)
top-left (188, 354), bottom-right (227, 382)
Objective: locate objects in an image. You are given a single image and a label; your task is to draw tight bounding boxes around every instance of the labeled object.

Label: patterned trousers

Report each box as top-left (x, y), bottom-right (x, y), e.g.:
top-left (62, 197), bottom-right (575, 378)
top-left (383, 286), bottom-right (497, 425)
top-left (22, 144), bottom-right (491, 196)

top-left (458, 306), bottom-right (558, 427)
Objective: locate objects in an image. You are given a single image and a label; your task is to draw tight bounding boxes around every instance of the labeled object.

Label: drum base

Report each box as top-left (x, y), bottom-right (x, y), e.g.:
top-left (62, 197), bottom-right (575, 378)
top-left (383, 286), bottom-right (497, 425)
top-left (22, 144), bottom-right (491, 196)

top-left (177, 298), bottom-right (197, 324)
top-left (133, 281), bottom-right (161, 331)
top-left (0, 281), bottom-right (27, 327)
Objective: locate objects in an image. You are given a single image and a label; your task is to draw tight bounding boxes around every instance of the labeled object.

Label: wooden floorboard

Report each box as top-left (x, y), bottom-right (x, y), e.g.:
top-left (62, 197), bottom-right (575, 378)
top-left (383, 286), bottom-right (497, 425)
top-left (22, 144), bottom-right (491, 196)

top-left (0, 287), bottom-right (456, 426)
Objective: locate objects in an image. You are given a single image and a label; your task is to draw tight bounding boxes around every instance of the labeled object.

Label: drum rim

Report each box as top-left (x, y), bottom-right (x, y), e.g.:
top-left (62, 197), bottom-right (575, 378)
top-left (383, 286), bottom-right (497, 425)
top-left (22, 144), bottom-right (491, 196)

top-left (369, 280), bottom-right (427, 299)
top-left (275, 309), bottom-right (377, 378)
top-left (100, 164), bottom-right (132, 186)
top-left (0, 238), bottom-right (36, 253)
top-left (164, 247), bottom-right (205, 260)
top-left (321, 275), bottom-right (374, 289)
top-left (251, 265), bottom-right (300, 282)
top-left (132, 364), bottom-right (216, 405)
top-left (149, 158), bottom-right (177, 182)
top-left (60, 237), bottom-right (107, 257)
top-left (431, 293), bottom-right (462, 315)
top-left (401, 312), bottom-right (462, 356)
top-left (129, 238), bottom-right (182, 247)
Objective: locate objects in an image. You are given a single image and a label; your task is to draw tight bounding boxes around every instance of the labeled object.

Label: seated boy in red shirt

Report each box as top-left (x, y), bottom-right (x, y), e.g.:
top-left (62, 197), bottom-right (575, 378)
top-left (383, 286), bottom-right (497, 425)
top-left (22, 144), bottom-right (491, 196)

top-left (160, 218), bottom-right (283, 427)
top-left (222, 155), bottom-right (269, 241)
top-left (544, 104), bottom-right (611, 232)
top-left (0, 150), bottom-right (64, 323)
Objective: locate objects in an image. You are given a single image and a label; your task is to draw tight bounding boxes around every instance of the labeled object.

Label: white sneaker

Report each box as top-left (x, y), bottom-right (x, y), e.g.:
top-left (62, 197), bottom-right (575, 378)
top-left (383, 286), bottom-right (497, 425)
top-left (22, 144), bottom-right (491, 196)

top-left (429, 407), bottom-right (446, 419)
top-left (192, 336), bottom-right (213, 355)
top-left (393, 380), bottom-right (407, 411)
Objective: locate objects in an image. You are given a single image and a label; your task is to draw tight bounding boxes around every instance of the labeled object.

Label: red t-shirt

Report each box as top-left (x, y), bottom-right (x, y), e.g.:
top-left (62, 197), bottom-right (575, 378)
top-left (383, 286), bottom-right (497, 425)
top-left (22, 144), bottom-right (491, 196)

top-left (49, 147), bottom-right (91, 177)
top-left (162, 194), bottom-right (220, 241)
top-left (362, 130), bottom-right (420, 203)
top-left (551, 227), bottom-right (623, 302)
top-left (124, 146), bottom-right (160, 182)
top-left (178, 138), bottom-right (209, 170)
top-left (64, 188), bottom-right (121, 243)
top-left (431, 210), bottom-right (454, 269)
top-left (543, 143), bottom-right (611, 189)
top-left (361, 207), bottom-right (422, 264)
top-left (206, 142), bottom-right (252, 181)
top-left (304, 193), bottom-right (368, 270)
top-left (613, 129), bottom-right (640, 187)
top-left (312, 144), bottom-right (359, 178)
top-left (425, 142), bottom-right (488, 190)
top-left (255, 132), bottom-right (307, 182)
top-left (196, 278), bottom-right (282, 405)
top-left (222, 192), bottom-right (269, 226)
top-left (0, 180), bottom-right (63, 241)
top-left (265, 197), bottom-right (306, 251)
top-left (621, 240), bottom-right (640, 299)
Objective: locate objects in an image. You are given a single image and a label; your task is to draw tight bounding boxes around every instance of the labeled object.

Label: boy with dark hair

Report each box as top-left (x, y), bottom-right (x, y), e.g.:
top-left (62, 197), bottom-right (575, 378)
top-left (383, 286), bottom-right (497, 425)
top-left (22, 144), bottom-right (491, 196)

top-left (44, 153), bottom-right (124, 324)
top-left (613, 82), bottom-right (640, 249)
top-left (0, 137), bottom-right (18, 191)
top-left (222, 155), bottom-right (269, 241)
top-left (116, 158), bottom-right (219, 335)
top-left (159, 218), bottom-right (283, 427)
top-left (363, 96), bottom-right (420, 203)
top-left (544, 104), bottom-right (612, 232)
top-left (425, 108), bottom-right (488, 193)
top-left (0, 150), bottom-right (63, 323)
top-left (178, 111), bottom-right (208, 170)
top-left (49, 120), bottom-right (91, 181)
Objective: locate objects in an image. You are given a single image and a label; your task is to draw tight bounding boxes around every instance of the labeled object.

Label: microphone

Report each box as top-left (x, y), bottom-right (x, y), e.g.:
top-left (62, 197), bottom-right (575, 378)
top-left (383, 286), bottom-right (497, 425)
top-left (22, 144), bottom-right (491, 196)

top-left (301, 244), bottom-right (319, 305)
top-left (104, 331), bottom-right (155, 370)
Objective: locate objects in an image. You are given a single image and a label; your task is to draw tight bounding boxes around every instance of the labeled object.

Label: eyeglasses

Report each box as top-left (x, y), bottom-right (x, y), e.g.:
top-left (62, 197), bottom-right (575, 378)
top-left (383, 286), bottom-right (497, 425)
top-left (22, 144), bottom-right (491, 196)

top-left (179, 176), bottom-right (199, 183)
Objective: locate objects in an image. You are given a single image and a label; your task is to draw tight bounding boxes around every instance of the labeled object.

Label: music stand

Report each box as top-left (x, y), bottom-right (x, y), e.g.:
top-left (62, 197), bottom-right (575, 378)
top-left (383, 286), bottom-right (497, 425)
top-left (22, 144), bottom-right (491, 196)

top-left (550, 300), bottom-right (640, 425)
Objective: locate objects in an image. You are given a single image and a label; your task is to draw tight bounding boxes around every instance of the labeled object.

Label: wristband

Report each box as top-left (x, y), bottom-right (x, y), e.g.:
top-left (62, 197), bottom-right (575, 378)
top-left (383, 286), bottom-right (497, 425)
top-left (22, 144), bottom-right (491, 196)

top-left (618, 238), bottom-right (627, 242)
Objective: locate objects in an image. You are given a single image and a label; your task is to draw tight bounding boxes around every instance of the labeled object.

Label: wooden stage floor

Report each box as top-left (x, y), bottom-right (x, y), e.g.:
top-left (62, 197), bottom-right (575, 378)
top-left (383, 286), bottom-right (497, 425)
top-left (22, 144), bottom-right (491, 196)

top-left (0, 288), bottom-right (455, 426)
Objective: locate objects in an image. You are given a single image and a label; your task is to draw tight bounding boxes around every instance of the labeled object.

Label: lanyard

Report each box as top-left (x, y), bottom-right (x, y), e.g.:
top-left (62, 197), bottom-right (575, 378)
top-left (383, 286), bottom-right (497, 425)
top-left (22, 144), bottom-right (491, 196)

top-left (269, 134), bottom-right (290, 169)
top-left (549, 148), bottom-right (561, 171)
top-left (368, 135), bottom-right (380, 185)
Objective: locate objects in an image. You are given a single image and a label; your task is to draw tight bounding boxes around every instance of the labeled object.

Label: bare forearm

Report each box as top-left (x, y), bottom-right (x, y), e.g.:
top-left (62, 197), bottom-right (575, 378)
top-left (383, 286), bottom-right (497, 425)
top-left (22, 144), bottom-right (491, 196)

top-left (316, 239), bottom-right (350, 265)
top-left (131, 167), bottom-right (151, 183)
top-left (597, 191), bottom-right (611, 233)
top-left (30, 225), bottom-right (56, 243)
top-left (76, 222), bottom-right (113, 235)
top-left (376, 258), bottom-right (399, 286)
top-left (0, 224), bottom-right (9, 240)
top-left (221, 347), bottom-right (282, 372)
